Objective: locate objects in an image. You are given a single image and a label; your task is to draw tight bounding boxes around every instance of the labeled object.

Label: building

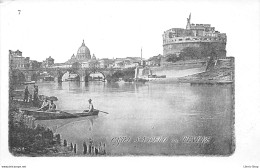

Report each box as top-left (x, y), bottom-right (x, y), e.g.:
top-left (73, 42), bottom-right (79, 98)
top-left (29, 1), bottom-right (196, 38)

top-left (29, 60), bottom-right (42, 69)
top-left (42, 56), bottom-right (54, 68)
top-left (9, 50), bottom-right (30, 69)
top-left (97, 58), bottom-right (115, 69)
top-left (50, 63), bottom-right (71, 69)
top-left (81, 55), bottom-right (100, 69)
top-left (76, 40), bottom-right (91, 61)
top-left (146, 54), bottom-right (162, 66)
top-left (111, 57), bottom-right (142, 69)
top-left (162, 14), bottom-right (227, 58)
top-left (52, 40), bottom-right (94, 69)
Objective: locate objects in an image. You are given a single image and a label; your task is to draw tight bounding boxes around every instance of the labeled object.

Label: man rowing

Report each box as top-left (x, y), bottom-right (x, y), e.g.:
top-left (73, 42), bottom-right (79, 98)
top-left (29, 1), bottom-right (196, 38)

top-left (87, 99), bottom-right (94, 113)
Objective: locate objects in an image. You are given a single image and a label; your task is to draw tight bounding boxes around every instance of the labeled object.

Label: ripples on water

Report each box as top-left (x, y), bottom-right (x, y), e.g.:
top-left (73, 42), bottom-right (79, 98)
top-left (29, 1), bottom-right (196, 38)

top-left (31, 81), bottom-right (234, 155)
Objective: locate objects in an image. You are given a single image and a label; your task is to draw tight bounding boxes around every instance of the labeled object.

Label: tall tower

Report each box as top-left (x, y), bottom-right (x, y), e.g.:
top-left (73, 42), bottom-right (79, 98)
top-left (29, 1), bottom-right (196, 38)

top-left (186, 13), bottom-right (191, 29)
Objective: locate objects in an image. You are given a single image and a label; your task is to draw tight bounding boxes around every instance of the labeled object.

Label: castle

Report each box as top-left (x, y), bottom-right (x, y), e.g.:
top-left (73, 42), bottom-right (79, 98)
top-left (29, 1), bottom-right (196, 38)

top-left (162, 14), bottom-right (227, 58)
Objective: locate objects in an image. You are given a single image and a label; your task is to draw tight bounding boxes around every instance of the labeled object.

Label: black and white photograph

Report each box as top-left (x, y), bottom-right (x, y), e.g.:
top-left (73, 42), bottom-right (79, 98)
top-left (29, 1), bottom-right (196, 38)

top-left (0, 0), bottom-right (259, 167)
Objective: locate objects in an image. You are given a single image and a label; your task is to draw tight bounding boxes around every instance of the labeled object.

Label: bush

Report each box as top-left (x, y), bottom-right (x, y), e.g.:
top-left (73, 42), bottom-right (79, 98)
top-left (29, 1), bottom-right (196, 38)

top-left (9, 119), bottom-right (55, 154)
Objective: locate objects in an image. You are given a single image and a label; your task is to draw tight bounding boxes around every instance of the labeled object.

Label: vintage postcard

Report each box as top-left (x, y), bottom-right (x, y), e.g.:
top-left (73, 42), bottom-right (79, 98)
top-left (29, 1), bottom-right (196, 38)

top-left (5, 0), bottom-right (235, 157)
top-left (0, 0), bottom-right (259, 166)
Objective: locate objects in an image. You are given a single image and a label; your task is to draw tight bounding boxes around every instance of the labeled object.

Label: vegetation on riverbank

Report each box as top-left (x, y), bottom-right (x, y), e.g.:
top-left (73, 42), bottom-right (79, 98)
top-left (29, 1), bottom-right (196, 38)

top-left (9, 100), bottom-right (74, 156)
top-left (9, 98), bottom-right (107, 156)
top-left (178, 67), bottom-right (234, 84)
top-left (106, 68), bottom-right (135, 82)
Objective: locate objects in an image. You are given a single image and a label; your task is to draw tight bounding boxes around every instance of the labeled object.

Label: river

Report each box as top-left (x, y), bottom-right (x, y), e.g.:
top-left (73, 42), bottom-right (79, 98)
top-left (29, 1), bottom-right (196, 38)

top-left (27, 81), bottom-right (234, 155)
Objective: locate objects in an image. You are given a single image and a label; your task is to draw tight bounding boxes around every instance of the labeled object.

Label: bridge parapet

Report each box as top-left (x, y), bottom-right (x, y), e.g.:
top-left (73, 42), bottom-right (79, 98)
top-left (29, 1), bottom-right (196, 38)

top-left (12, 67), bottom-right (125, 83)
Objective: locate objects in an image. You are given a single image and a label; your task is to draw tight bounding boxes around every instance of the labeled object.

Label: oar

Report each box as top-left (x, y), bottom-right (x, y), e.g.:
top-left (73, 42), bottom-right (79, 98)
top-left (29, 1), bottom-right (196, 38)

top-left (99, 110), bottom-right (109, 114)
top-left (83, 109), bottom-right (109, 114)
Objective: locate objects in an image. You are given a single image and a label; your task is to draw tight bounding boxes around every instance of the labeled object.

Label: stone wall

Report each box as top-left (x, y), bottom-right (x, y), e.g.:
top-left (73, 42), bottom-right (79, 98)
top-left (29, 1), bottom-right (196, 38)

top-left (163, 41), bottom-right (226, 58)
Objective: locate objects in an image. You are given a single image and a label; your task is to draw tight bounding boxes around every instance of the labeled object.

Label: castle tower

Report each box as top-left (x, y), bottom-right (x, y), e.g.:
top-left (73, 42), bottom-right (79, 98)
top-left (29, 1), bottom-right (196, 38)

top-left (162, 14), bottom-right (227, 58)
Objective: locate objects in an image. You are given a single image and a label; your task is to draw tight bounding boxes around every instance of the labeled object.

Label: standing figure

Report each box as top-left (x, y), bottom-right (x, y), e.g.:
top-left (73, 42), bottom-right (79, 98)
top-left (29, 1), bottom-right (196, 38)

top-left (88, 138), bottom-right (93, 154)
top-left (23, 86), bottom-right (30, 102)
top-left (33, 85), bottom-right (39, 106)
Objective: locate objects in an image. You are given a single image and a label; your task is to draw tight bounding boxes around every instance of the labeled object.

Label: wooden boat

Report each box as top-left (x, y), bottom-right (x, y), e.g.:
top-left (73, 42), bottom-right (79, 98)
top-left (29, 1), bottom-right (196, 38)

top-left (20, 109), bottom-right (99, 120)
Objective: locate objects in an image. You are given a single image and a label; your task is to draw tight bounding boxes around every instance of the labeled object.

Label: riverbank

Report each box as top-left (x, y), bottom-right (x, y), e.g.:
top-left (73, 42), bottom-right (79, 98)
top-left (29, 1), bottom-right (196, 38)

top-left (177, 67), bottom-right (234, 85)
top-left (9, 97), bottom-right (107, 156)
top-left (9, 99), bottom-right (76, 156)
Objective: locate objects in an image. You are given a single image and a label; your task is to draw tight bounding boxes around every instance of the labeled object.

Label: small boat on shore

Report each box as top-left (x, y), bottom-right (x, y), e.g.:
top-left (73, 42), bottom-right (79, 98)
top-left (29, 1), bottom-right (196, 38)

top-left (20, 109), bottom-right (99, 120)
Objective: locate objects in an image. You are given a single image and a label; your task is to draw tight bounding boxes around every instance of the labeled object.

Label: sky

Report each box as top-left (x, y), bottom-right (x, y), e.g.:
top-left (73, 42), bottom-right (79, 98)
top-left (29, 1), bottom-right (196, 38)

top-left (1, 0), bottom-right (260, 63)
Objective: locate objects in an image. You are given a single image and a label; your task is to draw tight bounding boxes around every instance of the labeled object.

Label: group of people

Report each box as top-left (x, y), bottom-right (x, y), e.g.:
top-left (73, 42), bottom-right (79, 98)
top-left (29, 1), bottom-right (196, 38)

top-left (24, 85), bottom-right (39, 106)
top-left (38, 98), bottom-right (93, 113)
top-left (38, 98), bottom-right (57, 112)
top-left (24, 84), bottom-right (94, 113)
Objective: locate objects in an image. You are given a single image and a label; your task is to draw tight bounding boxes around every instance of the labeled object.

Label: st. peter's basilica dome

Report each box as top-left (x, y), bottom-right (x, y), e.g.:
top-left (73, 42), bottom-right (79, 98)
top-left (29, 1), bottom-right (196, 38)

top-left (76, 40), bottom-right (91, 61)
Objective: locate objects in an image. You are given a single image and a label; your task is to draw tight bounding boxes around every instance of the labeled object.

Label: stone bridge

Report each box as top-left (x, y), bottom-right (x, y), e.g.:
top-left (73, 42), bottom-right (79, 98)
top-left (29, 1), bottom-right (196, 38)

top-left (45, 67), bottom-right (116, 82)
top-left (10, 67), bottom-right (127, 84)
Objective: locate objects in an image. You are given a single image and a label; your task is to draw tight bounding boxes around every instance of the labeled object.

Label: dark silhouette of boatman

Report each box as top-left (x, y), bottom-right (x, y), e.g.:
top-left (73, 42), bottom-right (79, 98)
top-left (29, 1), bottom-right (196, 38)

top-left (88, 99), bottom-right (94, 112)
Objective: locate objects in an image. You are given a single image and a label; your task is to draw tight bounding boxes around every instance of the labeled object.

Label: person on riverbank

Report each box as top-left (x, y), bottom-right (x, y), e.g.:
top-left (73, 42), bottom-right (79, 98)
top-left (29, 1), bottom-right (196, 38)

top-left (88, 99), bottom-right (94, 112)
top-left (23, 86), bottom-right (30, 102)
top-left (38, 98), bottom-right (49, 111)
top-left (48, 100), bottom-right (57, 112)
top-left (33, 85), bottom-right (39, 106)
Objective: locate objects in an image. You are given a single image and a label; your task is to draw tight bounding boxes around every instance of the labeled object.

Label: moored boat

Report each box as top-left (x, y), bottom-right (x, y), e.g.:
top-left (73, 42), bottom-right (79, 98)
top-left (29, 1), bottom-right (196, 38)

top-left (20, 109), bottom-right (99, 120)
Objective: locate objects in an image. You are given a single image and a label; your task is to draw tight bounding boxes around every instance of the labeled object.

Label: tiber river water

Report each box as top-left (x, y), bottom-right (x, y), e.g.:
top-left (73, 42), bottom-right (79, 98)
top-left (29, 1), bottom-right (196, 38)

top-left (32, 81), bottom-right (234, 156)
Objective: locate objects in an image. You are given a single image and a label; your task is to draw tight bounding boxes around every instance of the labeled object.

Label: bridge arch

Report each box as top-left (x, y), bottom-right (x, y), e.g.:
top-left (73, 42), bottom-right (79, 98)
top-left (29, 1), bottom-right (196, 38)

top-left (84, 70), bottom-right (106, 82)
top-left (57, 70), bottom-right (81, 82)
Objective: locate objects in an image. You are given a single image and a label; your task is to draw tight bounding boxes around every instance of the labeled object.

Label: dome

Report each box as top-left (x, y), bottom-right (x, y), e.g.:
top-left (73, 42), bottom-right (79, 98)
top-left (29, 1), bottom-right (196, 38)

top-left (92, 54), bottom-right (96, 60)
top-left (76, 40), bottom-right (91, 61)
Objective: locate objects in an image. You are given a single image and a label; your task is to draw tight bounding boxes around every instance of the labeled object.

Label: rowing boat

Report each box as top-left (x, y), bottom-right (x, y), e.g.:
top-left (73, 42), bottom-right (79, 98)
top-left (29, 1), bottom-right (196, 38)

top-left (20, 109), bottom-right (99, 120)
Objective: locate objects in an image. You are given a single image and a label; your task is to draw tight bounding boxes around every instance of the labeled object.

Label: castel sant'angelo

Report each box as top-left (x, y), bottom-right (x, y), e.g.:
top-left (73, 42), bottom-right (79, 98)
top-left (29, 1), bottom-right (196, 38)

top-left (162, 14), bottom-right (227, 58)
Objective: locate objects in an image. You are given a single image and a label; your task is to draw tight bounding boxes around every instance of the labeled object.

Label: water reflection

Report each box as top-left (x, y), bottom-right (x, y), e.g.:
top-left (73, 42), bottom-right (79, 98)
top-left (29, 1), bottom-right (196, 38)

top-left (57, 82), bottom-right (63, 90)
top-left (35, 115), bottom-right (98, 133)
top-left (87, 116), bottom-right (98, 131)
top-left (35, 81), bottom-right (234, 155)
top-left (68, 81), bottom-right (81, 90)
